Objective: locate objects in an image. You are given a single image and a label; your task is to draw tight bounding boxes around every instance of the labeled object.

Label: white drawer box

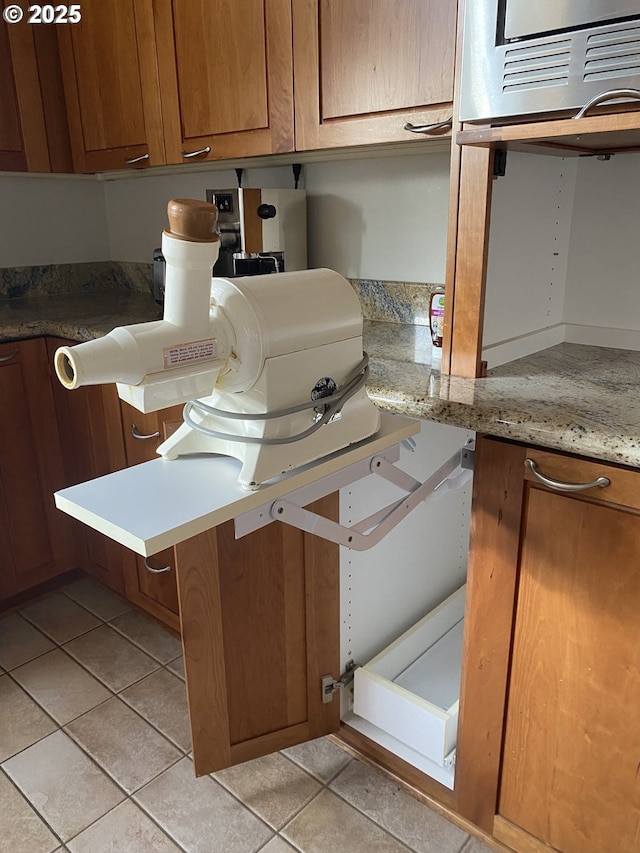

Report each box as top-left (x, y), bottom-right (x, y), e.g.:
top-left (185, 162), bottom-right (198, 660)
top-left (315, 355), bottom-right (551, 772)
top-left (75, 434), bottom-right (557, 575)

top-left (353, 585), bottom-right (465, 768)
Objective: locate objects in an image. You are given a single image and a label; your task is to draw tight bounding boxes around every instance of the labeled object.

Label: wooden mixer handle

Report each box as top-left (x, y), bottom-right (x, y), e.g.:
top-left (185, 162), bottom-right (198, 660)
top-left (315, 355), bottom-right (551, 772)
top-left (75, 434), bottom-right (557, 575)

top-left (166, 198), bottom-right (219, 243)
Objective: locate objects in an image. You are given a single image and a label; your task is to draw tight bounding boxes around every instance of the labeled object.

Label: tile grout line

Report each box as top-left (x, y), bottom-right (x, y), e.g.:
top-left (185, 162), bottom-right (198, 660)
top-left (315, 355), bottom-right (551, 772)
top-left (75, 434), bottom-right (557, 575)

top-left (0, 764), bottom-right (67, 851)
top-left (5, 583), bottom-right (480, 853)
top-left (6, 644), bottom-right (191, 754)
top-left (4, 669), bottom-right (192, 850)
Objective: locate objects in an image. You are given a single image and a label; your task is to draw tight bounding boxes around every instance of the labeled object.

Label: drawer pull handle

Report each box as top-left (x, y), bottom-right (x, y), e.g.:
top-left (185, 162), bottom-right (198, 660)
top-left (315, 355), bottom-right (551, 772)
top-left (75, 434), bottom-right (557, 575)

top-left (403, 118), bottom-right (452, 134)
top-left (0, 349), bottom-right (19, 363)
top-left (124, 152), bottom-right (150, 165)
top-left (143, 557), bottom-right (172, 574)
top-left (181, 146), bottom-right (211, 159)
top-left (525, 458), bottom-right (610, 492)
top-left (573, 88), bottom-right (640, 119)
top-left (131, 423), bottom-right (160, 441)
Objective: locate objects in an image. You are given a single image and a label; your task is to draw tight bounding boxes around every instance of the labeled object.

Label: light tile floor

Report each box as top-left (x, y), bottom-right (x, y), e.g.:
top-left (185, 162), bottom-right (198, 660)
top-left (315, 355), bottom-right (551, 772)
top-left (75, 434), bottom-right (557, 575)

top-left (1, 576), bottom-right (495, 853)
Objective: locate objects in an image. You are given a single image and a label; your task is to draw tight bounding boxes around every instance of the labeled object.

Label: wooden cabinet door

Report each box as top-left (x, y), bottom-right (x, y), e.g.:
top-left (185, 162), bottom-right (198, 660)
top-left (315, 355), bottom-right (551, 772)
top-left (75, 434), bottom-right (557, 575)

top-left (120, 401), bottom-right (183, 631)
top-left (175, 493), bottom-right (340, 775)
top-left (293, 0), bottom-right (456, 150)
top-left (0, 339), bottom-right (74, 600)
top-left (1, 18), bottom-right (72, 172)
top-left (457, 437), bottom-right (640, 852)
top-left (496, 456), bottom-right (640, 853)
top-left (57, 0), bottom-right (164, 171)
top-left (154, 0), bottom-right (294, 163)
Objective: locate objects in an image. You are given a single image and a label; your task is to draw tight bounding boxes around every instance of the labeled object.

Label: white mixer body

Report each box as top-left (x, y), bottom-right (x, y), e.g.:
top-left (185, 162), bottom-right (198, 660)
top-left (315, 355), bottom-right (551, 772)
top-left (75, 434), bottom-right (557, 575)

top-left (159, 269), bottom-right (381, 488)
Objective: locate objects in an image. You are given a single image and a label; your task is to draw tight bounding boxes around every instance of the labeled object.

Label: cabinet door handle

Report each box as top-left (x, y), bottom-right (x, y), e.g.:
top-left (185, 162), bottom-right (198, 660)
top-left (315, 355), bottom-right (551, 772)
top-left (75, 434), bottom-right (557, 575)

top-left (525, 458), bottom-right (610, 492)
top-left (181, 146), bottom-right (211, 159)
top-left (131, 423), bottom-right (160, 441)
top-left (0, 349), bottom-right (19, 363)
top-left (143, 557), bottom-right (172, 574)
top-left (573, 88), bottom-right (640, 119)
top-left (404, 118), bottom-right (452, 134)
top-left (124, 153), bottom-right (150, 165)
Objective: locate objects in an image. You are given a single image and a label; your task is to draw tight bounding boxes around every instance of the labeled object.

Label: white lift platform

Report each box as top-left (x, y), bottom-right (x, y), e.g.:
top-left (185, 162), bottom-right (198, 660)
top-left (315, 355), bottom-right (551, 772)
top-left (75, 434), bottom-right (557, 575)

top-left (54, 413), bottom-right (473, 556)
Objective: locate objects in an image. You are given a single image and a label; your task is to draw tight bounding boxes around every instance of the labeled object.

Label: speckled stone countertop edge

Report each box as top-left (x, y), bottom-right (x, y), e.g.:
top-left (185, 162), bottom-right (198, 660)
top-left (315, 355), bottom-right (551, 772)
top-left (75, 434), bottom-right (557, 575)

top-left (367, 387), bottom-right (638, 469)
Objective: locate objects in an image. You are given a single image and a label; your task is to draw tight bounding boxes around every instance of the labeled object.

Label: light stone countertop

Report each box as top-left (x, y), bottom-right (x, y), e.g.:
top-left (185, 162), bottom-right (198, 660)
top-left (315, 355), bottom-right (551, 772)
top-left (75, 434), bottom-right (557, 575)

top-left (364, 321), bottom-right (639, 468)
top-left (1, 293), bottom-right (637, 469)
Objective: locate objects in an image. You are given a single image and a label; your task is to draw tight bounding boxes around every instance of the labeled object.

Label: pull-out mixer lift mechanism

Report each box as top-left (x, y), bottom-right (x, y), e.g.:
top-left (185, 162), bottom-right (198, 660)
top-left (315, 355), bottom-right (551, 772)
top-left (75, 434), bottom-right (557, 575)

top-left (53, 198), bottom-right (473, 551)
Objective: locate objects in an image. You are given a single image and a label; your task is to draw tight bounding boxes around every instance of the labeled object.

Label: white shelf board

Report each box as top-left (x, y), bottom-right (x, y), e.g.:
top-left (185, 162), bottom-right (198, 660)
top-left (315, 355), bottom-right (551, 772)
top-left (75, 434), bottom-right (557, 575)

top-left (54, 412), bottom-right (419, 557)
top-left (342, 712), bottom-right (456, 790)
top-left (353, 585), bottom-right (465, 768)
top-left (394, 619), bottom-right (464, 711)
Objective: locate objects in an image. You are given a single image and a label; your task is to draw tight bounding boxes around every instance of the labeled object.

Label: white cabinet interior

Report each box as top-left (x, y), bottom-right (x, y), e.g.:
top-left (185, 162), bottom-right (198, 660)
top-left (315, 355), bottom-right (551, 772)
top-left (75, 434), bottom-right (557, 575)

top-left (339, 421), bottom-right (474, 788)
top-left (482, 152), bottom-right (640, 368)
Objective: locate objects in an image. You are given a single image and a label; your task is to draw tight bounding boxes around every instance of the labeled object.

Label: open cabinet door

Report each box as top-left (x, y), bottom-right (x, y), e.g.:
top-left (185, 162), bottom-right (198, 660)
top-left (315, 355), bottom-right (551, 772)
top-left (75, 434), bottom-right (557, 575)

top-left (174, 493), bottom-right (340, 775)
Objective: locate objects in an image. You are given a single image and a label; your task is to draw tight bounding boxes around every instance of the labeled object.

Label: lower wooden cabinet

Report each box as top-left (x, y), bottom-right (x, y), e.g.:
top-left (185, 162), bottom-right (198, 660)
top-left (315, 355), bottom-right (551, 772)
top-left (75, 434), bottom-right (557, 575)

top-left (119, 401), bottom-right (183, 632)
top-left (0, 339), bottom-right (74, 601)
top-left (47, 338), bottom-right (132, 596)
top-left (457, 437), bottom-right (640, 853)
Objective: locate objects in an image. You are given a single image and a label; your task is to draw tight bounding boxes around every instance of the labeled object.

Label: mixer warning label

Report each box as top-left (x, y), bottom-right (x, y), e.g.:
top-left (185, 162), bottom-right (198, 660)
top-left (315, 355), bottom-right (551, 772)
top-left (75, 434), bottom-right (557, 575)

top-left (163, 339), bottom-right (217, 368)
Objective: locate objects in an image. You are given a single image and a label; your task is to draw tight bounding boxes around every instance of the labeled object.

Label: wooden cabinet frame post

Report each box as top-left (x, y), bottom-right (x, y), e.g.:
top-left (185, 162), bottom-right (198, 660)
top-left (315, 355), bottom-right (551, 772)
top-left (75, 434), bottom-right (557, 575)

top-left (444, 145), bottom-right (495, 378)
top-left (454, 436), bottom-right (525, 829)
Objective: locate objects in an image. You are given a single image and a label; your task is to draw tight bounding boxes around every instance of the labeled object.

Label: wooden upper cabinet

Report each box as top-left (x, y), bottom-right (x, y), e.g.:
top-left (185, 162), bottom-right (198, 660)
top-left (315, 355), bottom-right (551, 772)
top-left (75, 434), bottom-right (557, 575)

top-left (57, 0), bottom-right (164, 172)
top-left (154, 0), bottom-right (295, 163)
top-left (0, 18), bottom-right (72, 172)
top-left (293, 0), bottom-right (457, 150)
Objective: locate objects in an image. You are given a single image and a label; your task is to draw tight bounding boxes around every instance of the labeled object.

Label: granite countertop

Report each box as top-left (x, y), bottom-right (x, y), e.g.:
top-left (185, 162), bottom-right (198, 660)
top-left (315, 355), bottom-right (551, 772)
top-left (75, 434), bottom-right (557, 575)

top-left (1, 289), bottom-right (637, 469)
top-left (364, 321), bottom-right (639, 468)
top-left (0, 290), bottom-right (161, 342)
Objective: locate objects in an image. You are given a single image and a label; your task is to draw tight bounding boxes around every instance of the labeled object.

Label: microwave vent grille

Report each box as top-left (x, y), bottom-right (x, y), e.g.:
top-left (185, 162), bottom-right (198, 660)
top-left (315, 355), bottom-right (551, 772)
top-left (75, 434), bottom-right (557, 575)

top-left (584, 24), bottom-right (640, 83)
top-left (502, 40), bottom-right (571, 93)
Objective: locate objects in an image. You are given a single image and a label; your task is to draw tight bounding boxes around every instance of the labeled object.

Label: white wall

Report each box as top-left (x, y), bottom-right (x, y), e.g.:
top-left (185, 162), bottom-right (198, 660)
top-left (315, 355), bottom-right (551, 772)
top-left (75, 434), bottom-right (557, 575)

top-left (304, 152), bottom-right (450, 282)
top-left (481, 153), bottom-right (577, 364)
top-left (481, 151), bottom-right (640, 366)
top-left (0, 173), bottom-right (109, 266)
top-left (101, 151), bottom-right (452, 280)
top-left (1, 153), bottom-right (451, 280)
top-left (563, 155), bottom-right (640, 348)
top-left (3, 149), bottom-right (638, 361)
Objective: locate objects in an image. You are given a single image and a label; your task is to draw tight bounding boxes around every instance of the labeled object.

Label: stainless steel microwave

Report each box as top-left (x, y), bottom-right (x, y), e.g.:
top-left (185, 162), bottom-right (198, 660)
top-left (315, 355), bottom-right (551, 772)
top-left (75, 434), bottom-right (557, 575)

top-left (459, 0), bottom-right (640, 122)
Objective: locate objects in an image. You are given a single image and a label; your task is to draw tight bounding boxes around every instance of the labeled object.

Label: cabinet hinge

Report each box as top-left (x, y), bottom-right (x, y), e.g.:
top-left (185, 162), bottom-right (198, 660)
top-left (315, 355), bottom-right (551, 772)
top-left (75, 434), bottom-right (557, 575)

top-left (321, 660), bottom-right (357, 704)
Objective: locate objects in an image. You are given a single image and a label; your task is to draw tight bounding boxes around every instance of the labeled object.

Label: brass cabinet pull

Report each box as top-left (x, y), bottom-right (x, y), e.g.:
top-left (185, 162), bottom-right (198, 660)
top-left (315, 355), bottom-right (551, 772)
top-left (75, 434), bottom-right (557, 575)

top-left (0, 349), bottom-right (19, 363)
top-left (143, 557), bottom-right (172, 574)
top-left (181, 146), bottom-right (211, 159)
top-left (403, 118), bottom-right (452, 134)
top-left (131, 423), bottom-right (160, 441)
top-left (573, 88), bottom-right (640, 119)
top-left (124, 152), bottom-right (150, 165)
top-left (525, 458), bottom-right (610, 492)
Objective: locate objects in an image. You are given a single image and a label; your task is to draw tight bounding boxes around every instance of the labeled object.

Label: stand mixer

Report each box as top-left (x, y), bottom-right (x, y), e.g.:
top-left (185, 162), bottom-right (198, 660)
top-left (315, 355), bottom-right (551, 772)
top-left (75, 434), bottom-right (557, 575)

top-left (54, 198), bottom-right (380, 489)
